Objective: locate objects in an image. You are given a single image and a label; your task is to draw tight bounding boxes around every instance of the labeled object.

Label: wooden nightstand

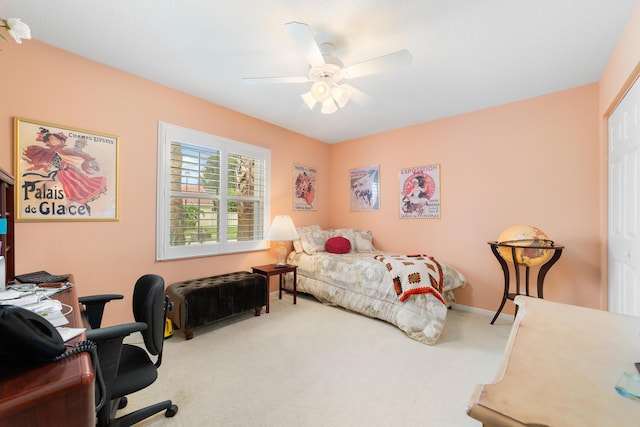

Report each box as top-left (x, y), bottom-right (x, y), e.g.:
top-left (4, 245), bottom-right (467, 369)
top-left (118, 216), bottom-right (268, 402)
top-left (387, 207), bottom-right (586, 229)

top-left (251, 264), bottom-right (297, 313)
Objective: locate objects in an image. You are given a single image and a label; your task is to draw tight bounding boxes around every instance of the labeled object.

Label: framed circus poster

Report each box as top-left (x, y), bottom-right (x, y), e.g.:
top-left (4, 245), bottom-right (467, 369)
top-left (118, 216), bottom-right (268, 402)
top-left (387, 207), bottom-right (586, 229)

top-left (14, 117), bottom-right (119, 221)
top-left (399, 164), bottom-right (440, 219)
top-left (350, 164), bottom-right (380, 211)
top-left (293, 164), bottom-right (317, 210)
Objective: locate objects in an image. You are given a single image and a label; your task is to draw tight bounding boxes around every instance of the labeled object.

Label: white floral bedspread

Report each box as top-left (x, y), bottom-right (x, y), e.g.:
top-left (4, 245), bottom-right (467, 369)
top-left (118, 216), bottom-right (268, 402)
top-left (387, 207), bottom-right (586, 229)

top-left (285, 251), bottom-right (467, 345)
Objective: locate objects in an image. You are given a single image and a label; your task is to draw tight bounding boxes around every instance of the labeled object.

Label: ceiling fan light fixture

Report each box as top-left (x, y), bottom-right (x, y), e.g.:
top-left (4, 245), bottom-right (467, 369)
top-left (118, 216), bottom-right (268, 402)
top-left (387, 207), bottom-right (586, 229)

top-left (320, 98), bottom-right (338, 114)
top-left (311, 79), bottom-right (332, 102)
top-left (332, 85), bottom-right (351, 108)
top-left (301, 91), bottom-right (316, 110)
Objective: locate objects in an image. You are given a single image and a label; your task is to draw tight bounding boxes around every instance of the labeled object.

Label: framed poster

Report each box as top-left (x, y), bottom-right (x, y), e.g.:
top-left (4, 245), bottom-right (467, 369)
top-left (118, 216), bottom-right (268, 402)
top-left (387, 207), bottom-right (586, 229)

top-left (14, 117), bottom-right (119, 221)
top-left (293, 164), bottom-right (317, 210)
top-left (399, 164), bottom-right (440, 218)
top-left (350, 164), bottom-right (379, 211)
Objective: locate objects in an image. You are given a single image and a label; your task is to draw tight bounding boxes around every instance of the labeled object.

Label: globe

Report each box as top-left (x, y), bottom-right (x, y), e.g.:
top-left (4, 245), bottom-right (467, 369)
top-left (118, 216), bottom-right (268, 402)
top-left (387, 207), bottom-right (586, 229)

top-left (497, 225), bottom-right (554, 267)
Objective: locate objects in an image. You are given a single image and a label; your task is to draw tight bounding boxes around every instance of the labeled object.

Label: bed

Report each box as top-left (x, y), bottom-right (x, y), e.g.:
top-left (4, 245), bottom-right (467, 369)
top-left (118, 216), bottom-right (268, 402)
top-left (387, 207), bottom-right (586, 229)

top-left (283, 225), bottom-right (468, 345)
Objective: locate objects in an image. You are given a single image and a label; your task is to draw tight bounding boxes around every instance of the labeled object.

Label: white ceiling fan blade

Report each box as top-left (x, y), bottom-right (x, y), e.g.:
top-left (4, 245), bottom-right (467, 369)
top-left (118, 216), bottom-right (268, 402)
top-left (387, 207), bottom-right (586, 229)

top-left (342, 84), bottom-right (376, 107)
top-left (242, 76), bottom-right (310, 85)
top-left (344, 50), bottom-right (412, 79)
top-left (284, 22), bottom-right (325, 67)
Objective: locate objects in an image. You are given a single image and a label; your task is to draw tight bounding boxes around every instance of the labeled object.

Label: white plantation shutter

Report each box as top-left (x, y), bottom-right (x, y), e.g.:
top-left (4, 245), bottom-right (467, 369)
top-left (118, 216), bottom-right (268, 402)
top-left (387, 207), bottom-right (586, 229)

top-left (227, 152), bottom-right (266, 242)
top-left (157, 122), bottom-right (270, 260)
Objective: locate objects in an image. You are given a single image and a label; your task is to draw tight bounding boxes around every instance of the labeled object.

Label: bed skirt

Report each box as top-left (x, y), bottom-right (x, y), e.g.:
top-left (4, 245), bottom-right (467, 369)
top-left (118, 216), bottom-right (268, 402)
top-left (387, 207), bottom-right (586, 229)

top-left (284, 274), bottom-right (449, 345)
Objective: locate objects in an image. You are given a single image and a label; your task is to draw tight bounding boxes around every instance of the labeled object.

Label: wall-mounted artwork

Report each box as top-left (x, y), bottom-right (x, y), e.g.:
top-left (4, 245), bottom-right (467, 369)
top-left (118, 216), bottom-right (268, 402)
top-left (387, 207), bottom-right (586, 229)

top-left (399, 164), bottom-right (440, 219)
top-left (293, 164), bottom-right (317, 210)
top-left (350, 164), bottom-right (380, 211)
top-left (14, 117), bottom-right (119, 221)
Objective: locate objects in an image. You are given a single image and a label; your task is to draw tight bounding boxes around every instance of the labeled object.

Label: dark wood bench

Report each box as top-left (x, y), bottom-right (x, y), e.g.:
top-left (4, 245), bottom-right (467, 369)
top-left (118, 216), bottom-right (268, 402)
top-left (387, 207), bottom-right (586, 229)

top-left (165, 271), bottom-right (268, 340)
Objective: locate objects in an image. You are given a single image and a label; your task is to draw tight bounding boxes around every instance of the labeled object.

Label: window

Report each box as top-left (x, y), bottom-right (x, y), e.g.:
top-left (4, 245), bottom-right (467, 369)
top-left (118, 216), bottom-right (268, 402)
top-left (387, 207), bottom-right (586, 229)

top-left (157, 122), bottom-right (270, 260)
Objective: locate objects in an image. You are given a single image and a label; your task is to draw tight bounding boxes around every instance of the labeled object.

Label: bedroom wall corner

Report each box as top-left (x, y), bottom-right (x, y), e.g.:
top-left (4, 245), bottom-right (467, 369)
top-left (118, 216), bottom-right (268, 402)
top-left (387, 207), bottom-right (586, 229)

top-left (328, 84), bottom-right (601, 314)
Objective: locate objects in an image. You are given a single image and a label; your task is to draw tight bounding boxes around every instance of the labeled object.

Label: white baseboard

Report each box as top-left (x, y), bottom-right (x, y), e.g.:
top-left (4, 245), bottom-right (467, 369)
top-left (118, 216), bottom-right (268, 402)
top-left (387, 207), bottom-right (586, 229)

top-left (452, 303), bottom-right (514, 323)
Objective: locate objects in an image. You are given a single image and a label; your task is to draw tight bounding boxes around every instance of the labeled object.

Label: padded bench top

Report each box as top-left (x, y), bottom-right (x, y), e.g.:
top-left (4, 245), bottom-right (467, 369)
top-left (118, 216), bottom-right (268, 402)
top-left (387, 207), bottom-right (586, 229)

top-left (167, 271), bottom-right (264, 297)
top-left (169, 271), bottom-right (257, 286)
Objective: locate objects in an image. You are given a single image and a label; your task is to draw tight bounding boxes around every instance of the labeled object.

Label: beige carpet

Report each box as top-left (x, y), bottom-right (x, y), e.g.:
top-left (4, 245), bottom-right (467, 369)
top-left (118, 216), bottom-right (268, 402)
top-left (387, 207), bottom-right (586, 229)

top-left (120, 293), bottom-right (512, 426)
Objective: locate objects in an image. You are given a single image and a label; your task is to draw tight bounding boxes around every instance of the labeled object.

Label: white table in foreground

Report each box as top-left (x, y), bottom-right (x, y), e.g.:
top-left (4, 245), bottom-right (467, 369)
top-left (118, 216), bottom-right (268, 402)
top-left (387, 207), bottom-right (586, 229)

top-left (467, 296), bottom-right (640, 427)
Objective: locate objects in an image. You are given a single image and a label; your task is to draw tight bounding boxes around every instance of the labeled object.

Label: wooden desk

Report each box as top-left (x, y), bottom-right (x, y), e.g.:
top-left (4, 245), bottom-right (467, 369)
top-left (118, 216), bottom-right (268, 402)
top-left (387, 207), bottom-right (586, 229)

top-left (467, 296), bottom-right (640, 427)
top-left (0, 281), bottom-right (95, 427)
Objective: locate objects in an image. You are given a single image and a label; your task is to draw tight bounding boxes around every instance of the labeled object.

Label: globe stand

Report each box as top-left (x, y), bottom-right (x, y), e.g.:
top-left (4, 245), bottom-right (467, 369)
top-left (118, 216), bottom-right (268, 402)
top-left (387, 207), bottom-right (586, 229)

top-left (488, 240), bottom-right (564, 324)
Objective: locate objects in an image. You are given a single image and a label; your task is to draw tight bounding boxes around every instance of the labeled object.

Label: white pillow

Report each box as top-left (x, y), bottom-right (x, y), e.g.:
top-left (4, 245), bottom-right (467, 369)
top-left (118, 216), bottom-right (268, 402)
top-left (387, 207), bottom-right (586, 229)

top-left (355, 230), bottom-right (375, 252)
top-left (297, 225), bottom-right (329, 254)
top-left (293, 225), bottom-right (318, 253)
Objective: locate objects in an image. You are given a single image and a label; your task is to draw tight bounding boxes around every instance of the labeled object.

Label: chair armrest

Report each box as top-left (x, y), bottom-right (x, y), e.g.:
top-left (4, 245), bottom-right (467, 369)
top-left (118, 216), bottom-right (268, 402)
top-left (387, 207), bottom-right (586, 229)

top-left (78, 294), bottom-right (124, 329)
top-left (85, 321), bottom-right (147, 342)
top-left (78, 294), bottom-right (124, 305)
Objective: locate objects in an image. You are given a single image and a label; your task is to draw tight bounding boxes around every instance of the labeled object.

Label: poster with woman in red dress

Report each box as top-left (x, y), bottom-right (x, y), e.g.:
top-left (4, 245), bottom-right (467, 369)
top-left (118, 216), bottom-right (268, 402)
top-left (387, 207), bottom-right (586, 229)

top-left (293, 164), bottom-right (317, 210)
top-left (15, 118), bottom-right (119, 221)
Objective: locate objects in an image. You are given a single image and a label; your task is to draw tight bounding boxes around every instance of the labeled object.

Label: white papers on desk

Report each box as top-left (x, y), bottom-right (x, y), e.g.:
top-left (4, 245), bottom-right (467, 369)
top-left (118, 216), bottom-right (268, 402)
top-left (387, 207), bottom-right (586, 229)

top-left (0, 286), bottom-right (81, 338)
top-left (57, 327), bottom-right (86, 342)
top-left (0, 294), bottom-right (69, 326)
top-left (38, 305), bottom-right (69, 327)
top-left (0, 288), bottom-right (66, 306)
top-left (0, 292), bottom-right (40, 306)
top-left (30, 300), bottom-right (69, 327)
top-left (0, 289), bottom-right (22, 300)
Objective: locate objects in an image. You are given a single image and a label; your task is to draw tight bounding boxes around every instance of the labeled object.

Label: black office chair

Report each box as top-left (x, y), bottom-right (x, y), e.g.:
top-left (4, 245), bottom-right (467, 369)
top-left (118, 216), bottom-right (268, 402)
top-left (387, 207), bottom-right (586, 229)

top-left (79, 274), bottom-right (178, 426)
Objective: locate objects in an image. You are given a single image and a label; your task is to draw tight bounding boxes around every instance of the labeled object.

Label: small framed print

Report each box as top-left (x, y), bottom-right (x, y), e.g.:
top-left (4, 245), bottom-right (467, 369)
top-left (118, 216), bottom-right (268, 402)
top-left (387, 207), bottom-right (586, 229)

top-left (293, 164), bottom-right (317, 210)
top-left (14, 117), bottom-right (119, 221)
top-left (350, 164), bottom-right (380, 211)
top-left (399, 164), bottom-right (440, 219)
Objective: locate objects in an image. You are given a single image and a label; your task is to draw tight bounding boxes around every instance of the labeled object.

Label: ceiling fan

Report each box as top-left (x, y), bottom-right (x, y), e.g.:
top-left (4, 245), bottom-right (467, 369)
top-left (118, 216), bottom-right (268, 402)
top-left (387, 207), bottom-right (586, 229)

top-left (242, 22), bottom-right (412, 114)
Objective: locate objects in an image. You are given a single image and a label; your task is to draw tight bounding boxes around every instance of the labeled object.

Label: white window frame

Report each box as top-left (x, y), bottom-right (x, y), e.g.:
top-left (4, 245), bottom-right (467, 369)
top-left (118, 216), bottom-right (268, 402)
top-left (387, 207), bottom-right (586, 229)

top-left (156, 121), bottom-right (270, 260)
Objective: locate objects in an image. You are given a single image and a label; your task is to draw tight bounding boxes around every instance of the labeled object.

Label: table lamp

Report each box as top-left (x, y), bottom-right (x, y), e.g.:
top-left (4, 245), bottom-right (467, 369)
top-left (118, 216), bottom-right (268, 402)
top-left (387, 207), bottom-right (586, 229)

top-left (265, 215), bottom-right (299, 268)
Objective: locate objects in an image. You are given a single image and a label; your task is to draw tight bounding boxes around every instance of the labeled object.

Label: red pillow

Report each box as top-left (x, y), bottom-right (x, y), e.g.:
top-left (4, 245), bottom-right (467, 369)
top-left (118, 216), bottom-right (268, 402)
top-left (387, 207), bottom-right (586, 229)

top-left (325, 236), bottom-right (351, 254)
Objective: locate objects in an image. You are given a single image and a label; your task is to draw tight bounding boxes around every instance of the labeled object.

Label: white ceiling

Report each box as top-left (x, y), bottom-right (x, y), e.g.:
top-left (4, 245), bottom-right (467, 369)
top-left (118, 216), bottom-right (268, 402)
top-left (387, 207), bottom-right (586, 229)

top-left (1, 0), bottom-right (637, 143)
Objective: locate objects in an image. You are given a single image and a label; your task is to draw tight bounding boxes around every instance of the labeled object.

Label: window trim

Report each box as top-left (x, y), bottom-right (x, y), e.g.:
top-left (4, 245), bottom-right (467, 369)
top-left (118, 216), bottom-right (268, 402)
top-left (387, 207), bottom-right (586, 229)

top-left (156, 121), bottom-right (270, 260)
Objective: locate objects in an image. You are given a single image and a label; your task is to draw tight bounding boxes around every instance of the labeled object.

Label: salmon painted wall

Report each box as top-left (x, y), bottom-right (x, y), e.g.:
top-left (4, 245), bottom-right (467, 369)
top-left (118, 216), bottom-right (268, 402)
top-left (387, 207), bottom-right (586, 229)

top-left (0, 40), bottom-right (330, 324)
top-left (328, 85), bottom-right (600, 314)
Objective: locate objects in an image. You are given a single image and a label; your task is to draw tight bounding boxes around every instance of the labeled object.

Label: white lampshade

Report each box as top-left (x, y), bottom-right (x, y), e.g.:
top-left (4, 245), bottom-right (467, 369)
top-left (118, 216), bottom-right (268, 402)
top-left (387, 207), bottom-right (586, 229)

top-left (301, 91), bottom-right (316, 110)
top-left (265, 215), bottom-right (299, 267)
top-left (302, 79), bottom-right (350, 114)
top-left (310, 79), bottom-right (332, 102)
top-left (265, 215), bottom-right (299, 241)
top-left (320, 98), bottom-right (338, 114)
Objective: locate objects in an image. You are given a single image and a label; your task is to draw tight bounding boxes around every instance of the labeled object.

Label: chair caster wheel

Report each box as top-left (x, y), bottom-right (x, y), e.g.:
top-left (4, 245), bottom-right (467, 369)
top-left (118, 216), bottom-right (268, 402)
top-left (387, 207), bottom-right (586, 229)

top-left (165, 404), bottom-right (178, 418)
top-left (118, 397), bottom-right (128, 410)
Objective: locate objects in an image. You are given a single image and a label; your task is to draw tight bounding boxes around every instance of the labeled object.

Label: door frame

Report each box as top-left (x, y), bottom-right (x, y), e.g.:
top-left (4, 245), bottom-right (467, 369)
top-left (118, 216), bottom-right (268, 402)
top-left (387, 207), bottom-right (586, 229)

top-left (604, 63), bottom-right (640, 311)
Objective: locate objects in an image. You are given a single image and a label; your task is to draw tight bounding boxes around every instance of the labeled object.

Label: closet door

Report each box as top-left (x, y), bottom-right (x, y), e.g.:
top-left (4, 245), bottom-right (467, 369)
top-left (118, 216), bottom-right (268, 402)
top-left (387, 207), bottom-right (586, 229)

top-left (608, 75), bottom-right (640, 316)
